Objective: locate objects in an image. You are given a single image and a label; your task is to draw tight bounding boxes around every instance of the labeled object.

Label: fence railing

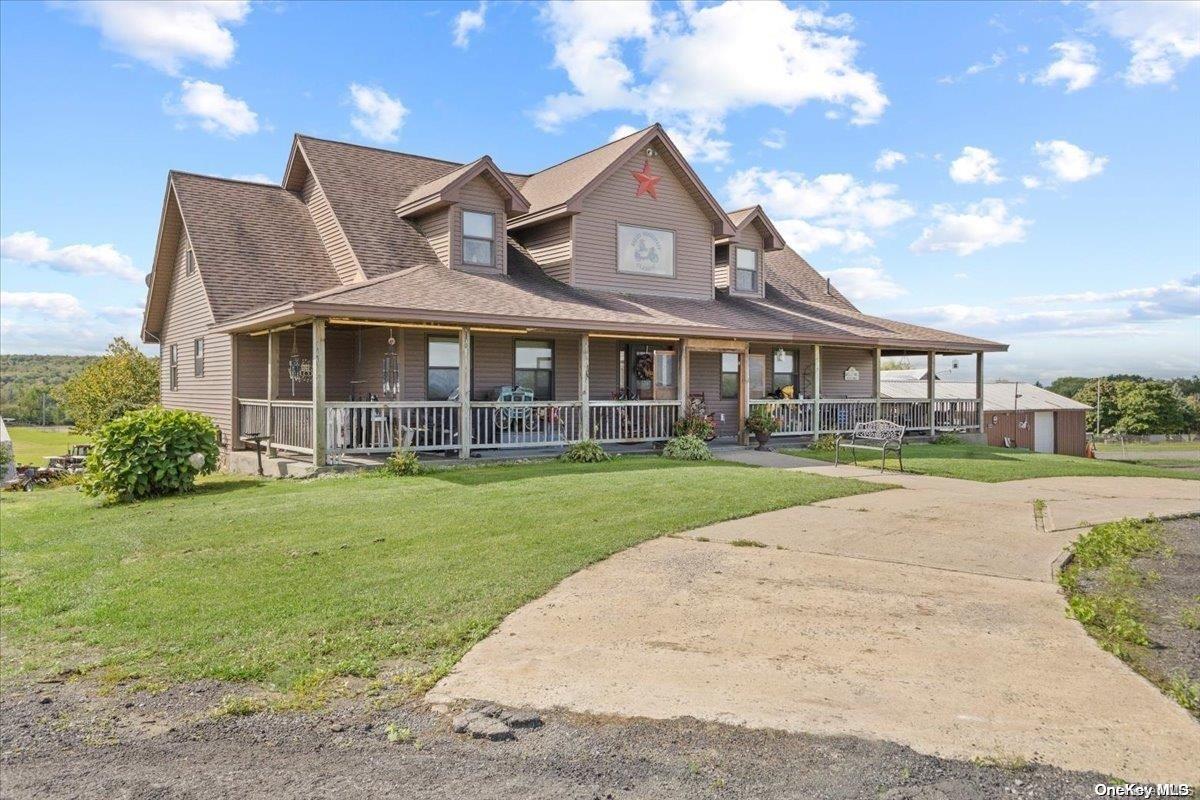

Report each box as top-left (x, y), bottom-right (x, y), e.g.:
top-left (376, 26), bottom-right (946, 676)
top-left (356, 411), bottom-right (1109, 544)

top-left (237, 399), bottom-right (269, 441)
top-left (471, 401), bottom-right (583, 449)
top-left (239, 399), bottom-right (316, 454)
top-left (749, 399), bottom-right (814, 436)
top-left (880, 399), bottom-right (930, 433)
top-left (933, 399), bottom-right (980, 431)
top-left (817, 399), bottom-right (880, 434)
top-left (590, 400), bottom-right (678, 443)
top-left (326, 401), bottom-right (461, 453)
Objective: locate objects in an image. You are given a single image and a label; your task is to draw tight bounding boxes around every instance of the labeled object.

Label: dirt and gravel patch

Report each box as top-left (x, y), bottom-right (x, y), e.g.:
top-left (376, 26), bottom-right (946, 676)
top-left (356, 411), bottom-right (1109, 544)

top-left (0, 679), bottom-right (1109, 799)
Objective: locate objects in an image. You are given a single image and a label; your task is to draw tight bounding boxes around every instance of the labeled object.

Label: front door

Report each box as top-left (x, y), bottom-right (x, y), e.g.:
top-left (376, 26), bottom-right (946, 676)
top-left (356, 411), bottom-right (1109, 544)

top-left (1034, 411), bottom-right (1055, 453)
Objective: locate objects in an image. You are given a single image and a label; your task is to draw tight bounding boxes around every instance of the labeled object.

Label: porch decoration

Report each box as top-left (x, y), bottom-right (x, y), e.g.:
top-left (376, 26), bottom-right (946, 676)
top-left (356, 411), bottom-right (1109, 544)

top-left (287, 329), bottom-right (312, 396)
top-left (631, 159), bottom-right (661, 199)
top-left (744, 405), bottom-right (781, 452)
top-left (843, 366), bottom-right (860, 381)
top-left (381, 329), bottom-right (401, 400)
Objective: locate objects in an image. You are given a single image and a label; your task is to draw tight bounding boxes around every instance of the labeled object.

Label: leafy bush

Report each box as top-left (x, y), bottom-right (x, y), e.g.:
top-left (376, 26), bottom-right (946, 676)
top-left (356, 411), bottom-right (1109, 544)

top-left (932, 433), bottom-right (963, 445)
top-left (1072, 517), bottom-right (1164, 570)
top-left (561, 439), bottom-right (610, 463)
top-left (662, 435), bottom-right (712, 461)
top-left (382, 450), bottom-right (423, 476)
top-left (809, 434), bottom-right (839, 452)
top-left (744, 405), bottom-right (780, 436)
top-left (54, 338), bottom-right (159, 435)
top-left (82, 407), bottom-right (219, 503)
top-left (674, 398), bottom-right (715, 440)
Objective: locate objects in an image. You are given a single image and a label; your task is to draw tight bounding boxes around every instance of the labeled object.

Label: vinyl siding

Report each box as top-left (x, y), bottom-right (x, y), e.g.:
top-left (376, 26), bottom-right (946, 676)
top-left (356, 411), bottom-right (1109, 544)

top-left (452, 175), bottom-right (508, 273)
top-left (588, 338), bottom-right (620, 399)
top-left (689, 351), bottom-right (740, 437)
top-left (714, 244), bottom-right (730, 289)
top-left (160, 232), bottom-right (233, 447)
top-left (416, 209), bottom-right (450, 267)
top-left (235, 333), bottom-right (268, 399)
top-left (728, 225), bottom-right (765, 299)
top-left (515, 217), bottom-right (572, 283)
top-left (819, 347), bottom-right (874, 399)
top-left (573, 150), bottom-right (715, 300)
top-left (303, 171), bottom-right (362, 284)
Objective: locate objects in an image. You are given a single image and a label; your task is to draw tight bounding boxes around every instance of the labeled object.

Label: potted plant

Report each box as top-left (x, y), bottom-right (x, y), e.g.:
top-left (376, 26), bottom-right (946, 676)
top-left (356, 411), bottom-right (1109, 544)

top-left (745, 405), bottom-right (780, 451)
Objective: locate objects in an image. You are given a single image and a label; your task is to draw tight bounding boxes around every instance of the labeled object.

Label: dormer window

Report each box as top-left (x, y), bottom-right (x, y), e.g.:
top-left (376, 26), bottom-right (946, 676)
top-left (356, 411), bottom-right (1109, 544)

top-left (462, 210), bottom-right (495, 267)
top-left (734, 246), bottom-right (758, 293)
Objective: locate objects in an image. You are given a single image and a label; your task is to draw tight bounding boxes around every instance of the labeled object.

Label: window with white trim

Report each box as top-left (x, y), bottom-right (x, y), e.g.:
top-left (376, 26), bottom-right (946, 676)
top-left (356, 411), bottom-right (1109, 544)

top-left (733, 247), bottom-right (758, 293)
top-left (720, 353), bottom-right (740, 399)
top-left (169, 344), bottom-right (179, 391)
top-left (185, 248), bottom-right (196, 275)
top-left (514, 339), bottom-right (554, 400)
top-left (193, 338), bottom-right (205, 378)
top-left (461, 210), bottom-right (495, 267)
top-left (427, 336), bottom-right (460, 400)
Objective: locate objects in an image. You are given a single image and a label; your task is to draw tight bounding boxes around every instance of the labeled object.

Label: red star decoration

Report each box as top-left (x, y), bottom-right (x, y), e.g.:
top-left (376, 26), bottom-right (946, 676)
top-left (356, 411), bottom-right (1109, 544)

top-left (631, 160), bottom-right (661, 199)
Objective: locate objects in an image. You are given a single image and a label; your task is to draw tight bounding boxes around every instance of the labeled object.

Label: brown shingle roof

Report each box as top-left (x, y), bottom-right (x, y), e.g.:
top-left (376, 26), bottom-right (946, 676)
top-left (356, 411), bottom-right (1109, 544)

top-left (254, 241), bottom-right (1002, 351)
top-left (764, 247), bottom-right (859, 312)
top-left (170, 172), bottom-right (339, 322)
top-left (514, 125), bottom-right (651, 216)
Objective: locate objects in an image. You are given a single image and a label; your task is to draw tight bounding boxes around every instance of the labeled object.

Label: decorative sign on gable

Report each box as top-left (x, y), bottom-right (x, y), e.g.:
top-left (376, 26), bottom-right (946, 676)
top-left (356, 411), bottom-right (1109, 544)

top-left (843, 366), bottom-right (860, 381)
top-left (631, 160), bottom-right (661, 199)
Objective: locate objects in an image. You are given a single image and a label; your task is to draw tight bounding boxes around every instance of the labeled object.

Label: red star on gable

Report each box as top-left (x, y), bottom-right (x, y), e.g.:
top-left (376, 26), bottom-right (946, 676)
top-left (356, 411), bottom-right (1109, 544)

top-left (631, 160), bottom-right (661, 199)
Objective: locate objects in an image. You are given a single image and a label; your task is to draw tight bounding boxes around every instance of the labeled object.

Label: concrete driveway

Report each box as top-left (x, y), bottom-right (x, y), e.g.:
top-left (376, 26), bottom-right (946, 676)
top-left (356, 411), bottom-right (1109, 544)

top-left (429, 470), bottom-right (1200, 783)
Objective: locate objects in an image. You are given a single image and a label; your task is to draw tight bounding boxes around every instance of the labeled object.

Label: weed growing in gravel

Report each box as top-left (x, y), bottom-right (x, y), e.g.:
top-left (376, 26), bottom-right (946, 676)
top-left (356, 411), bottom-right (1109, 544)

top-left (971, 752), bottom-right (1031, 771)
top-left (1180, 600), bottom-right (1200, 631)
top-left (211, 695), bottom-right (267, 717)
top-left (385, 722), bottom-right (414, 744)
top-left (1165, 673), bottom-right (1200, 712)
top-left (730, 539), bottom-right (767, 548)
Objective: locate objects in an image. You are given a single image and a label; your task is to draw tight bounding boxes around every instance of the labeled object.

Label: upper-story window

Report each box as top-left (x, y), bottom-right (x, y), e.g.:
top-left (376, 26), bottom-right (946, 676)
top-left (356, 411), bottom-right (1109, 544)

top-left (185, 248), bottom-right (196, 275)
top-left (462, 210), bottom-right (495, 267)
top-left (733, 247), bottom-right (758, 293)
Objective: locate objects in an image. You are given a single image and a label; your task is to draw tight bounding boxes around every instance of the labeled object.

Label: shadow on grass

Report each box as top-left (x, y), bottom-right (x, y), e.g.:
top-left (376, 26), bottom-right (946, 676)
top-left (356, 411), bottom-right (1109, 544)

top-left (426, 455), bottom-right (748, 487)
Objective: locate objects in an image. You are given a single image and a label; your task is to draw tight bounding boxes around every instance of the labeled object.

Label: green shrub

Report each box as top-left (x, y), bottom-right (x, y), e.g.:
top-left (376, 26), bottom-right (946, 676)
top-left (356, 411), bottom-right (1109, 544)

top-left (382, 450), bottom-right (422, 476)
top-left (83, 407), bottom-right (219, 503)
top-left (932, 433), bottom-right (963, 445)
top-left (809, 434), bottom-right (838, 452)
top-left (560, 439), bottom-right (610, 463)
top-left (662, 435), bottom-right (712, 461)
top-left (1072, 517), bottom-right (1164, 570)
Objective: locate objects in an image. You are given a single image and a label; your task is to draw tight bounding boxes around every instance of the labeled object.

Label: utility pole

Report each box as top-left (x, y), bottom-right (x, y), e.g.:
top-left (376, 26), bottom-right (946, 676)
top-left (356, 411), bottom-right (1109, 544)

top-left (1095, 378), bottom-right (1101, 437)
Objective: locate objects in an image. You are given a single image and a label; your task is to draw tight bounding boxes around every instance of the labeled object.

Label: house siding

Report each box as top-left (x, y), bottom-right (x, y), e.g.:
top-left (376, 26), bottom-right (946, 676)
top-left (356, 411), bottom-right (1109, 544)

top-left (573, 150), bottom-right (715, 300)
top-left (416, 209), bottom-right (450, 267)
top-left (452, 175), bottom-right (508, 273)
top-left (160, 232), bottom-right (233, 447)
top-left (819, 347), bottom-right (875, 399)
top-left (714, 244), bottom-right (730, 289)
top-left (302, 171), bottom-right (362, 285)
top-left (985, 411), bottom-right (1036, 450)
top-left (689, 351), bottom-right (740, 437)
top-left (1054, 409), bottom-right (1087, 457)
top-left (515, 217), bottom-right (572, 282)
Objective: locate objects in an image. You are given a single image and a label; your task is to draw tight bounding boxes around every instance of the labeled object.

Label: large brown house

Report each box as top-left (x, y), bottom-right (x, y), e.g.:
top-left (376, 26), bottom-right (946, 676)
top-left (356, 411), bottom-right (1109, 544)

top-left (140, 124), bottom-right (1006, 465)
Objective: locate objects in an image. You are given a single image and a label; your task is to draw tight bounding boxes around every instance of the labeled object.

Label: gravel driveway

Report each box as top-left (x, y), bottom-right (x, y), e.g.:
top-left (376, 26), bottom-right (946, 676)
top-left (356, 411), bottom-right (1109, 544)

top-left (430, 472), bottom-right (1200, 783)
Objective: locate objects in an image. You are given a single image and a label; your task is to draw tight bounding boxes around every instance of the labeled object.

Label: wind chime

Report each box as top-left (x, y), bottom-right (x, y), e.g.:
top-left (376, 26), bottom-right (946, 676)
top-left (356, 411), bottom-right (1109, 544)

top-left (287, 328), bottom-right (312, 397)
top-left (381, 328), bottom-right (401, 400)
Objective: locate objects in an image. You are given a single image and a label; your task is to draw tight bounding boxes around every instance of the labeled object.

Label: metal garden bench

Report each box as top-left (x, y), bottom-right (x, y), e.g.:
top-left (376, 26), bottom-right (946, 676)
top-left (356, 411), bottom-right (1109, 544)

top-left (834, 420), bottom-right (906, 473)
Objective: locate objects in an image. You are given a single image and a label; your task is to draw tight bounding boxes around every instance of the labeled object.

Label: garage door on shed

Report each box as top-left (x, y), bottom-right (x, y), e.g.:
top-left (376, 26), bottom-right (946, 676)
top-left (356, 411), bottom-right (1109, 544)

top-left (1034, 411), bottom-right (1055, 453)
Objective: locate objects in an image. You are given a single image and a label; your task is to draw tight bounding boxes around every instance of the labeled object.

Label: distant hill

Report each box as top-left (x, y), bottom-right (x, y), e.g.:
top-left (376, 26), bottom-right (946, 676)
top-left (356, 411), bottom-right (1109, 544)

top-left (0, 354), bottom-right (100, 424)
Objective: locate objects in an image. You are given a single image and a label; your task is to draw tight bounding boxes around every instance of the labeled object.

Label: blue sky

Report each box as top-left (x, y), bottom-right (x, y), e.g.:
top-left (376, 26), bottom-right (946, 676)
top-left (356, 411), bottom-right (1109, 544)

top-left (1, 0), bottom-right (1197, 382)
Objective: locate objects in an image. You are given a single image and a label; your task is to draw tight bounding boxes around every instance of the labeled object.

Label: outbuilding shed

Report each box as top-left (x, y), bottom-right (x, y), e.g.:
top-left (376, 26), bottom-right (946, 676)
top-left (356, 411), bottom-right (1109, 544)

top-left (880, 381), bottom-right (1090, 456)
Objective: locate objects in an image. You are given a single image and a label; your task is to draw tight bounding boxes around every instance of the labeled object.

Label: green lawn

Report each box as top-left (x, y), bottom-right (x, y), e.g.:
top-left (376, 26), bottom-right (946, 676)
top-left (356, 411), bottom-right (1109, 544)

top-left (5, 426), bottom-right (82, 465)
top-left (0, 457), bottom-right (880, 695)
top-left (784, 443), bottom-right (1200, 482)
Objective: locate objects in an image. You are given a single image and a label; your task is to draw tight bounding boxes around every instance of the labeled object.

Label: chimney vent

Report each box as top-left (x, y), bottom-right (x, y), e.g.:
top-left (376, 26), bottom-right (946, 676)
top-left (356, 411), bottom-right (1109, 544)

top-left (825, 277), bottom-right (832, 295)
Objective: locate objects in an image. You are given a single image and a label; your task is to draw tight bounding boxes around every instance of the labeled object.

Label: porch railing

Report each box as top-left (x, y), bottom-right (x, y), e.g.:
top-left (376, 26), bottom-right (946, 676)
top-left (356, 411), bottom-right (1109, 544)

top-left (933, 399), bottom-right (980, 431)
top-left (749, 398), bottom-right (814, 436)
top-left (237, 399), bottom-right (269, 441)
top-left (817, 399), bottom-right (879, 434)
top-left (880, 399), bottom-right (931, 434)
top-left (471, 401), bottom-right (583, 449)
top-left (590, 400), bottom-right (678, 443)
top-left (326, 401), bottom-right (460, 453)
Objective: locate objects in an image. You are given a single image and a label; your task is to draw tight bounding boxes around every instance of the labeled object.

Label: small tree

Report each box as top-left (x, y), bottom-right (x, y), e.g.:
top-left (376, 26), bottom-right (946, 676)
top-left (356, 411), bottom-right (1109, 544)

top-left (1073, 379), bottom-right (1123, 434)
top-left (1112, 381), bottom-right (1193, 435)
top-left (54, 338), bottom-right (159, 434)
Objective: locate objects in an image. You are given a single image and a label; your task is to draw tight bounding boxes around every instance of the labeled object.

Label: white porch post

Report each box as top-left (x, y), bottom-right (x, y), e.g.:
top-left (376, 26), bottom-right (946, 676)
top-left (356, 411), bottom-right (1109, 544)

top-left (579, 335), bottom-right (590, 441)
top-left (266, 330), bottom-right (278, 457)
top-left (873, 347), bottom-right (882, 420)
top-left (737, 347), bottom-right (749, 445)
top-left (311, 319), bottom-right (327, 467)
top-left (926, 350), bottom-right (936, 436)
top-left (812, 344), bottom-right (822, 440)
top-left (976, 351), bottom-right (985, 432)
top-left (677, 338), bottom-right (690, 417)
top-left (459, 328), bottom-right (472, 459)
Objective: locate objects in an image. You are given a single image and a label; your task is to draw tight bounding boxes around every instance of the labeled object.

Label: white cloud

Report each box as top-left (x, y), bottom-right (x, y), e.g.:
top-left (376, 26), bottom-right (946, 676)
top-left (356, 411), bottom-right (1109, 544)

top-left (874, 149), bottom-right (906, 172)
top-left (938, 49), bottom-right (1006, 84)
top-left (0, 291), bottom-right (86, 320)
top-left (761, 128), bottom-right (786, 150)
top-left (1089, 0), bottom-right (1200, 85)
top-left (1015, 273), bottom-right (1200, 319)
top-left (949, 146), bottom-right (1003, 184)
top-left (348, 84), bottom-right (407, 143)
top-left (821, 267), bottom-right (907, 301)
top-left (726, 168), bottom-right (914, 255)
top-left (909, 199), bottom-right (1030, 256)
top-left (1033, 139), bottom-right (1108, 182)
top-left (453, 1), bottom-right (488, 48)
top-left (1021, 175), bottom-right (1042, 189)
top-left (1, 230), bottom-right (142, 282)
top-left (167, 80), bottom-right (259, 137)
top-left (535, 0), bottom-right (887, 163)
top-left (62, 0), bottom-right (250, 75)
top-left (1034, 40), bottom-right (1100, 92)
top-left (229, 172), bottom-right (273, 184)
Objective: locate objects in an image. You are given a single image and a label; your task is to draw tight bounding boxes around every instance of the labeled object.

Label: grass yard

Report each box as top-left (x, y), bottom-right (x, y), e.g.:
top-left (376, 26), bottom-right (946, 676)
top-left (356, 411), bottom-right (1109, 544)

top-left (785, 442), bottom-right (1200, 482)
top-left (5, 425), bottom-right (81, 465)
top-left (0, 456), bottom-right (881, 697)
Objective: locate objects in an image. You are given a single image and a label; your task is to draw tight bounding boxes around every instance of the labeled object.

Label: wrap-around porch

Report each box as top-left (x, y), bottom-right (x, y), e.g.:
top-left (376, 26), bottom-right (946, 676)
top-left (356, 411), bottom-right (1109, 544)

top-left (232, 318), bottom-right (985, 465)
